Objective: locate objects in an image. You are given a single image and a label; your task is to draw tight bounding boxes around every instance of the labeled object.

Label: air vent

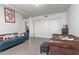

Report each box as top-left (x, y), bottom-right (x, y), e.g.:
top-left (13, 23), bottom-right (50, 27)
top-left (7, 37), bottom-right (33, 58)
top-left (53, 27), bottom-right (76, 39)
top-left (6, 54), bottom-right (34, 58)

top-left (45, 15), bottom-right (48, 17)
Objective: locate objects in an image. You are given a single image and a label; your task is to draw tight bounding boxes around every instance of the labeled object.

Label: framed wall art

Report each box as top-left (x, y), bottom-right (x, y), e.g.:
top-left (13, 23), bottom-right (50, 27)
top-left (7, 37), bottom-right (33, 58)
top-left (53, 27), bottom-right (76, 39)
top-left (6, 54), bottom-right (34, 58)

top-left (4, 8), bottom-right (15, 23)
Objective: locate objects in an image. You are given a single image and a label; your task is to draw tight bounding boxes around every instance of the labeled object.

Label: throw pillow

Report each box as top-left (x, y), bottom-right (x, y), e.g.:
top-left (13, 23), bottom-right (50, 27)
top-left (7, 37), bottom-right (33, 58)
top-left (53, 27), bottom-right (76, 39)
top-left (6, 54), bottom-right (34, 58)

top-left (68, 38), bottom-right (74, 40)
top-left (0, 36), bottom-right (3, 42)
top-left (3, 35), bottom-right (13, 41)
top-left (18, 32), bottom-right (24, 37)
top-left (62, 36), bottom-right (69, 40)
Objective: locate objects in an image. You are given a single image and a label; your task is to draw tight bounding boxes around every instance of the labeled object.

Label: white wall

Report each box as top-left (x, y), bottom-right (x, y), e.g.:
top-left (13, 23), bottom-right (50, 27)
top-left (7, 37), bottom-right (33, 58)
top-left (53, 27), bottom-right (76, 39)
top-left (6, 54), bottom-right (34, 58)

top-left (67, 4), bottom-right (79, 37)
top-left (29, 12), bottom-right (67, 38)
top-left (0, 5), bottom-right (25, 34)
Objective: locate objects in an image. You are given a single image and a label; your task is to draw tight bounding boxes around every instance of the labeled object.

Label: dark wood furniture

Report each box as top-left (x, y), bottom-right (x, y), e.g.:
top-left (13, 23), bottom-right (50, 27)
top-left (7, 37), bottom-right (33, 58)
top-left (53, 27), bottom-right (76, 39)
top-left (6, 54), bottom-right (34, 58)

top-left (40, 42), bottom-right (49, 55)
top-left (49, 34), bottom-right (79, 55)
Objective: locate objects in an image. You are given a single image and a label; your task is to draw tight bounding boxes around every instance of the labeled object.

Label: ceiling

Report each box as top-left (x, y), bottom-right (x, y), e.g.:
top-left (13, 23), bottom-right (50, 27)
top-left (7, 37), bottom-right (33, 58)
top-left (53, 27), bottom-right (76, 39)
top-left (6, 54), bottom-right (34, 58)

top-left (9, 4), bottom-right (70, 18)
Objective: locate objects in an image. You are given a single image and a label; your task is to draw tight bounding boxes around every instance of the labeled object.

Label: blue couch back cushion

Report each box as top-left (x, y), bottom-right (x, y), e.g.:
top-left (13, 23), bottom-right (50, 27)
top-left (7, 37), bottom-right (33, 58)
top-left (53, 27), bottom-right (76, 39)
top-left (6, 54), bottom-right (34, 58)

top-left (0, 32), bottom-right (29, 42)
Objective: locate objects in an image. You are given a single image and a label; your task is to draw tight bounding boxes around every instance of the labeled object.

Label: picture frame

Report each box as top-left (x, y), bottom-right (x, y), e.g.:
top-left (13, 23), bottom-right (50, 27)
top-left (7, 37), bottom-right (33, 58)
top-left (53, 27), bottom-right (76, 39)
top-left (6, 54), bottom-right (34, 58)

top-left (4, 8), bottom-right (15, 23)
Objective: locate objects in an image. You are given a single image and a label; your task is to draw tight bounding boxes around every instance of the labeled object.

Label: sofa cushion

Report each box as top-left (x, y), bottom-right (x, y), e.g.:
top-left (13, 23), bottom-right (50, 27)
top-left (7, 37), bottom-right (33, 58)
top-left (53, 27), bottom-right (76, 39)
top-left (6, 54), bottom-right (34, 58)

top-left (0, 41), bottom-right (6, 46)
top-left (53, 43), bottom-right (70, 48)
top-left (51, 41), bottom-right (70, 48)
top-left (69, 41), bottom-right (79, 50)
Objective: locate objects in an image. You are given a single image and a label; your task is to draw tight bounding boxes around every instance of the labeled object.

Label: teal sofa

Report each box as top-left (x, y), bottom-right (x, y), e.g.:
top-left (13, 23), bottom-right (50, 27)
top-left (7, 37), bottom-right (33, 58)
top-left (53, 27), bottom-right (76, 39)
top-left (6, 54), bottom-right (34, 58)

top-left (0, 32), bottom-right (29, 51)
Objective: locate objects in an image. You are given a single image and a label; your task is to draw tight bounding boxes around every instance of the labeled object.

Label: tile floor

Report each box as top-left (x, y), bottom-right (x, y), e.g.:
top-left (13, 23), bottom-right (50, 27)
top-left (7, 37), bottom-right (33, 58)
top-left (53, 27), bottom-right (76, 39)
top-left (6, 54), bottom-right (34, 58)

top-left (0, 37), bottom-right (48, 55)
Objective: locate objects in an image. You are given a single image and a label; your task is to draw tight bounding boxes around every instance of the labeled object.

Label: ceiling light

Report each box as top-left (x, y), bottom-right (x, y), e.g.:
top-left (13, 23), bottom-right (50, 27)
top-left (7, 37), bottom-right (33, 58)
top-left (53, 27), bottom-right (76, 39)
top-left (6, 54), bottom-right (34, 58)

top-left (32, 4), bottom-right (41, 7)
top-left (32, 4), bottom-right (43, 7)
top-left (35, 4), bottom-right (40, 7)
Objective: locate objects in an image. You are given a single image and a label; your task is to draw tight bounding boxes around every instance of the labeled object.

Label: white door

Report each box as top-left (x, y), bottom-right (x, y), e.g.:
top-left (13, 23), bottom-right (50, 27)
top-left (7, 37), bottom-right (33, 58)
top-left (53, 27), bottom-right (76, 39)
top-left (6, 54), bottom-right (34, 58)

top-left (49, 19), bottom-right (61, 38)
top-left (34, 20), bottom-right (49, 38)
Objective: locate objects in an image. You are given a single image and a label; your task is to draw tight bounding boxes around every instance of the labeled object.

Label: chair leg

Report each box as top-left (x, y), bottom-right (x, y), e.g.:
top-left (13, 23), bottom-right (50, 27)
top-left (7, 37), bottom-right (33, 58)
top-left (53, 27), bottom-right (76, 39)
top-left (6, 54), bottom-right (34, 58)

top-left (47, 52), bottom-right (49, 55)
